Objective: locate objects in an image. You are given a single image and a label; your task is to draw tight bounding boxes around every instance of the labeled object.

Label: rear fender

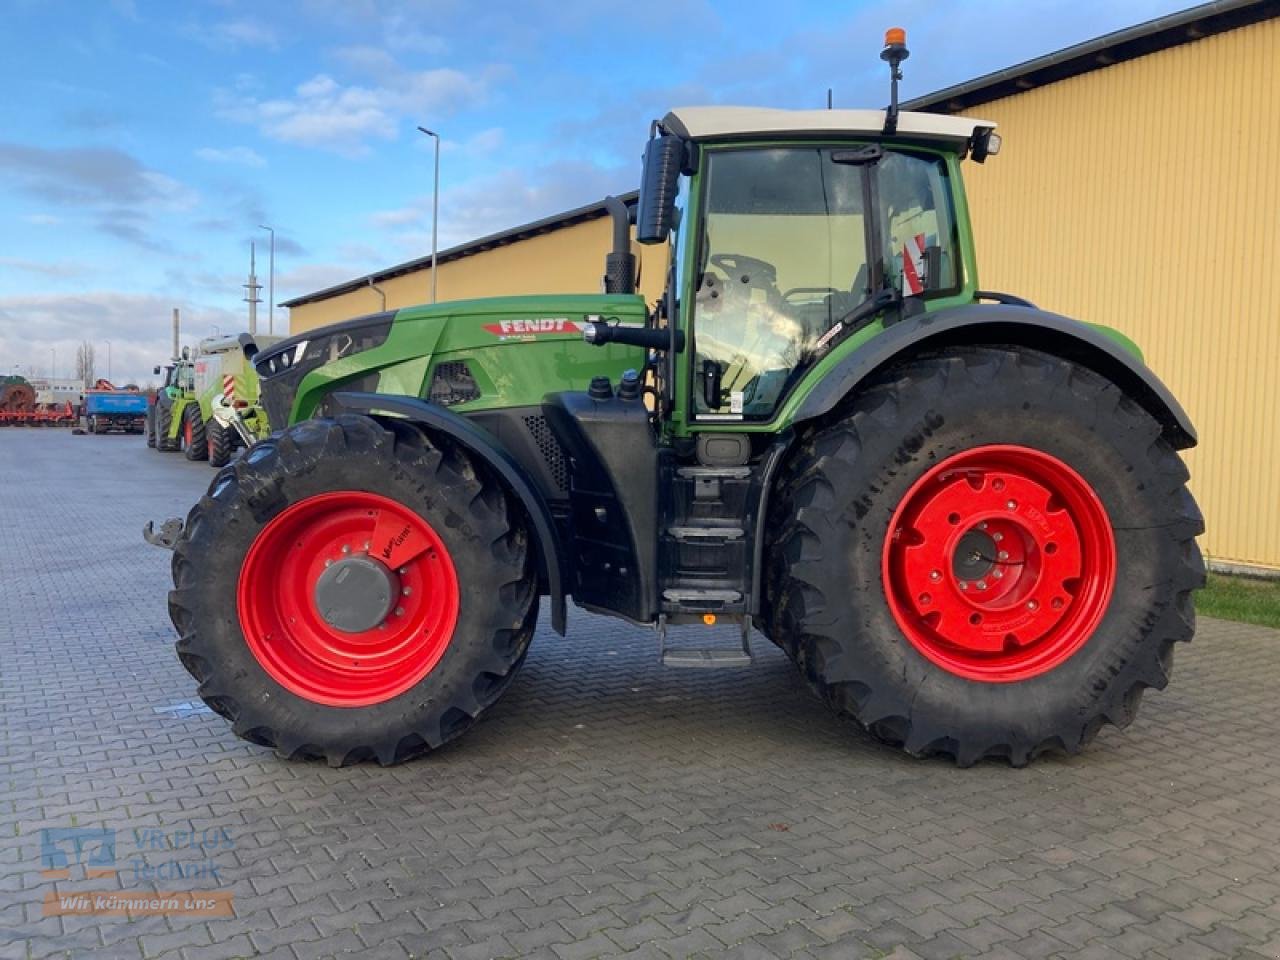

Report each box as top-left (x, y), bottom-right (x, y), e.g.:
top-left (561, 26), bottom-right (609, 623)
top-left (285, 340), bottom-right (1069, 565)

top-left (332, 391), bottom-right (567, 635)
top-left (794, 303), bottom-right (1196, 448)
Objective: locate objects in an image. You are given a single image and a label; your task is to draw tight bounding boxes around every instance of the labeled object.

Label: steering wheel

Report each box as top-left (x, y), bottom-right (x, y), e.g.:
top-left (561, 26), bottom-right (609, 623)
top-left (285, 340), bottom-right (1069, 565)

top-left (709, 253), bottom-right (778, 289)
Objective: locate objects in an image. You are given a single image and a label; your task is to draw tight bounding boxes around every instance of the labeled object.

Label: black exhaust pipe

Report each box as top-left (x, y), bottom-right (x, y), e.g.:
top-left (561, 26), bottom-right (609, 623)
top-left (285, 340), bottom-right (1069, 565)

top-left (603, 195), bottom-right (636, 295)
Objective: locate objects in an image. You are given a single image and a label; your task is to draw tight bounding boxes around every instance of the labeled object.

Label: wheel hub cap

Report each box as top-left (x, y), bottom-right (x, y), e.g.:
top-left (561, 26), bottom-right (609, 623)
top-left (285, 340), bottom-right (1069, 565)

top-left (883, 444), bottom-right (1116, 682)
top-left (314, 556), bottom-right (399, 633)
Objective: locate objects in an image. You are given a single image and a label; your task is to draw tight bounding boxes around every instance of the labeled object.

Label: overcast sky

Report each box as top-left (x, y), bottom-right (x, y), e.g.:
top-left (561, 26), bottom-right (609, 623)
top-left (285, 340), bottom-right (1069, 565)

top-left (1, 0), bottom-right (1191, 385)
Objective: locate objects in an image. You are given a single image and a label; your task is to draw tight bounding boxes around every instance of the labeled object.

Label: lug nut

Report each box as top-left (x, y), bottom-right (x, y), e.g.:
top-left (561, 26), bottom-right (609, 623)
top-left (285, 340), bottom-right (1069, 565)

top-left (994, 570), bottom-right (1004, 579)
top-left (930, 570), bottom-right (941, 581)
top-left (1027, 600), bottom-right (1039, 611)
top-left (402, 586), bottom-right (412, 596)
top-left (1006, 500), bottom-right (1017, 510)
top-left (993, 533), bottom-right (1004, 542)
top-left (959, 581), bottom-right (969, 591)
top-left (341, 544), bottom-right (351, 555)
top-left (324, 559), bottom-right (332, 567)
top-left (978, 521), bottom-right (988, 530)
top-left (976, 580), bottom-right (987, 590)
top-left (998, 550), bottom-right (1008, 560)
top-left (394, 606), bottom-right (405, 617)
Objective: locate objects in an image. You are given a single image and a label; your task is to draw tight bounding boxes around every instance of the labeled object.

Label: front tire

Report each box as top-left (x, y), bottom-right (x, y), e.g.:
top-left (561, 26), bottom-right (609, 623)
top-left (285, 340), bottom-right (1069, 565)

top-left (156, 402), bottom-right (178, 451)
top-left (206, 419), bottom-right (233, 467)
top-left (767, 347), bottom-right (1203, 766)
top-left (168, 415), bottom-right (538, 766)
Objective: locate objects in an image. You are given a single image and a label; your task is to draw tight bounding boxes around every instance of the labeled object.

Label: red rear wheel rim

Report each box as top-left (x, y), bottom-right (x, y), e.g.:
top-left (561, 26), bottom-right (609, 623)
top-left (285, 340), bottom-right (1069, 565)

top-left (882, 444), bottom-right (1115, 682)
top-left (183, 417), bottom-right (192, 447)
top-left (237, 491), bottom-right (460, 706)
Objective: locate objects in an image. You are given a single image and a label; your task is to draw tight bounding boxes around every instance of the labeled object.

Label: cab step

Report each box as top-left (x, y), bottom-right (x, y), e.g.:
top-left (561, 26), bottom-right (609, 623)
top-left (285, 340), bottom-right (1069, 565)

top-left (661, 647), bottom-right (753, 668)
top-left (656, 613), bottom-right (754, 668)
top-left (662, 588), bottom-right (743, 605)
top-left (667, 525), bottom-right (745, 541)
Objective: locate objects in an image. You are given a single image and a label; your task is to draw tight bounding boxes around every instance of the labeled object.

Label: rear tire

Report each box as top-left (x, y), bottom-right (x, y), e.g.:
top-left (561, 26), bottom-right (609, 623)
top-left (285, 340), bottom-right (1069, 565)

top-left (182, 406), bottom-right (208, 461)
top-left (767, 346), bottom-right (1204, 766)
top-left (168, 415), bottom-right (539, 766)
top-left (207, 419), bottom-right (233, 467)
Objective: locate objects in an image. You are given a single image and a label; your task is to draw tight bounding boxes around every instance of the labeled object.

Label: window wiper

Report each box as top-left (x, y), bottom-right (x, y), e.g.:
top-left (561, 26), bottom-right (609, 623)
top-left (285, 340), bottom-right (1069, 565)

top-left (812, 284), bottom-right (901, 357)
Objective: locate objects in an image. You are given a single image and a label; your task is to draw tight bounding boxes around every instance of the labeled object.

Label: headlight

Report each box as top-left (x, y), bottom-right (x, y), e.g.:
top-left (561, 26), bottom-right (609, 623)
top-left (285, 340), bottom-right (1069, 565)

top-left (254, 312), bottom-right (394, 427)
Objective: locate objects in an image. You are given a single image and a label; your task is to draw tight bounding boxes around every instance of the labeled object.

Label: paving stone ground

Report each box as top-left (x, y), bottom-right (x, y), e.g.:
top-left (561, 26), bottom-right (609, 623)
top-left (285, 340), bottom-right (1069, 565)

top-left (2, 429), bottom-right (1279, 960)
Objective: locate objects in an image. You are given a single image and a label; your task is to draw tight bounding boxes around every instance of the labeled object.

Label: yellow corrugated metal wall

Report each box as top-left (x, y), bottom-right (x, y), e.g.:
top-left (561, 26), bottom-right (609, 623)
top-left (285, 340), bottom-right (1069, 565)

top-left (288, 218), bottom-right (666, 332)
top-left (960, 16), bottom-right (1280, 571)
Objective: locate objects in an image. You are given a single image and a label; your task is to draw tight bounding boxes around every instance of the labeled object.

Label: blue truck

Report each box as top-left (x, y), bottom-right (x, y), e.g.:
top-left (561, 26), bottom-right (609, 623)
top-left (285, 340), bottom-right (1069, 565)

top-left (84, 390), bottom-right (148, 434)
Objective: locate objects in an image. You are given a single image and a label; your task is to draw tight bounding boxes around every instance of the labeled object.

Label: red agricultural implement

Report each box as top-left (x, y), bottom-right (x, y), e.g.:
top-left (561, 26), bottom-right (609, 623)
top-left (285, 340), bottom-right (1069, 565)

top-left (0, 382), bottom-right (76, 427)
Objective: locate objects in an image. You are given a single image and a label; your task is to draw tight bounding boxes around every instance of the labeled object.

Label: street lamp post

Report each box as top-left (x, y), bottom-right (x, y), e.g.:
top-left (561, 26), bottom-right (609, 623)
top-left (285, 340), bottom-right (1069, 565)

top-left (105, 340), bottom-right (112, 382)
top-left (416, 126), bottom-right (440, 303)
top-left (258, 224), bottom-right (275, 334)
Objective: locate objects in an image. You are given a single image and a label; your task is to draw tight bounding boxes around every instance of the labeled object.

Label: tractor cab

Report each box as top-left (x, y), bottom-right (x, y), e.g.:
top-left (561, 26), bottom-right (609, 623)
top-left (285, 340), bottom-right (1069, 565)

top-left (619, 104), bottom-right (997, 425)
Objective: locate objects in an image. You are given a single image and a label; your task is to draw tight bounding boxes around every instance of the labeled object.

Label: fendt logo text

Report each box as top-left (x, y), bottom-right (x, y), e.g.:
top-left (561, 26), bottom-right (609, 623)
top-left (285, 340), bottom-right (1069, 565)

top-left (482, 318), bottom-right (581, 340)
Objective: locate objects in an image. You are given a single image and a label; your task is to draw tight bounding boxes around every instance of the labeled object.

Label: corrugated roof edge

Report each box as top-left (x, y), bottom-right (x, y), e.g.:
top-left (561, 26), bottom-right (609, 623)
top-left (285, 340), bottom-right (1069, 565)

top-left (281, 191), bottom-right (639, 308)
top-left (905, 0), bottom-right (1275, 114)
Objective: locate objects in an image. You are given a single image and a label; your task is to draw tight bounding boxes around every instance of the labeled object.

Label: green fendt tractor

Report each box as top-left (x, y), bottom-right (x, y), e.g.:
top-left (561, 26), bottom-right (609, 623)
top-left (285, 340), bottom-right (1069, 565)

top-left (164, 33), bottom-right (1203, 767)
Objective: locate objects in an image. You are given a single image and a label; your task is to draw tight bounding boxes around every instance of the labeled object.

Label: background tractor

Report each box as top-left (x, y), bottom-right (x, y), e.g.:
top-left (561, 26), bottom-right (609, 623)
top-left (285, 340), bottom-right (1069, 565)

top-left (164, 32), bottom-right (1203, 767)
top-left (146, 354), bottom-right (195, 452)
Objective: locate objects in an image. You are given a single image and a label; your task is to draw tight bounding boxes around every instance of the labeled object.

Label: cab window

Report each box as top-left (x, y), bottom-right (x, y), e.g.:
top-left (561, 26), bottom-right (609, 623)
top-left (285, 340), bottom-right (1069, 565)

top-left (691, 146), bottom-right (956, 420)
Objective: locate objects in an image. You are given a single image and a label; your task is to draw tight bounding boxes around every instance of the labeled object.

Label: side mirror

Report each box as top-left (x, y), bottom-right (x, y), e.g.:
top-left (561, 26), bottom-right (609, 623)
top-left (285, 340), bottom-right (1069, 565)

top-left (152, 365), bottom-right (161, 375)
top-left (181, 345), bottom-right (191, 360)
top-left (636, 134), bottom-right (684, 245)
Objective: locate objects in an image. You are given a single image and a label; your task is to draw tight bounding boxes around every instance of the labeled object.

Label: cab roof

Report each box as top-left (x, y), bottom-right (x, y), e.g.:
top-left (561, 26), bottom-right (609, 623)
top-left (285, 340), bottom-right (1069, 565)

top-left (661, 107), bottom-right (995, 145)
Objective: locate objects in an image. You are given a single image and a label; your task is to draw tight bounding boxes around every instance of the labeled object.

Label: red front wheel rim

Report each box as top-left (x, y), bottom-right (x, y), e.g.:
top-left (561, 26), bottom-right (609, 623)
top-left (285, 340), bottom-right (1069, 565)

top-left (237, 491), bottom-right (461, 706)
top-left (882, 445), bottom-right (1116, 682)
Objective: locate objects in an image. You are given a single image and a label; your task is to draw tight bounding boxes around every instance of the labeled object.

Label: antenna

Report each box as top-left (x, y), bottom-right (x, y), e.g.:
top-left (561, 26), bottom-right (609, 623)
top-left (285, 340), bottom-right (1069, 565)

top-left (826, 87), bottom-right (833, 110)
top-left (244, 241), bottom-right (262, 335)
top-left (881, 27), bottom-right (909, 135)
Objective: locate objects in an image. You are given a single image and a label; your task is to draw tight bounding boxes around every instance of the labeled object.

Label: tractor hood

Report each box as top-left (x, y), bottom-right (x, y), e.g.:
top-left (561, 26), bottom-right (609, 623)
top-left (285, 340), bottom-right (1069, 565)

top-left (256, 293), bottom-right (650, 428)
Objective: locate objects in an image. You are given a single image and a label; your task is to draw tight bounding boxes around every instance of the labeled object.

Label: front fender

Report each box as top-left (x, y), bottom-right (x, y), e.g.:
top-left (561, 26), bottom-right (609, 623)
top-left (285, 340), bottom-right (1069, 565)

top-left (794, 303), bottom-right (1196, 448)
top-left (332, 391), bottom-right (567, 635)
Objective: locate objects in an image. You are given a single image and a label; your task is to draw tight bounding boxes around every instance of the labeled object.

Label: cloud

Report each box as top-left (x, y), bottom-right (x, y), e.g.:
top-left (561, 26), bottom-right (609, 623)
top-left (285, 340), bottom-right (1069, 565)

top-left (0, 142), bottom-right (198, 211)
top-left (0, 257), bottom-right (90, 279)
top-left (0, 292), bottom-right (245, 386)
top-left (0, 143), bottom-right (198, 249)
top-left (215, 56), bottom-right (496, 155)
top-left (22, 214), bottom-right (62, 226)
top-left (207, 18), bottom-right (280, 51)
top-left (62, 107), bottom-right (127, 132)
top-left (195, 146), bottom-right (267, 168)
top-left (438, 126), bottom-right (504, 156)
top-left (373, 159), bottom-right (632, 252)
top-left (271, 235), bottom-right (307, 257)
top-left (276, 263), bottom-right (368, 300)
